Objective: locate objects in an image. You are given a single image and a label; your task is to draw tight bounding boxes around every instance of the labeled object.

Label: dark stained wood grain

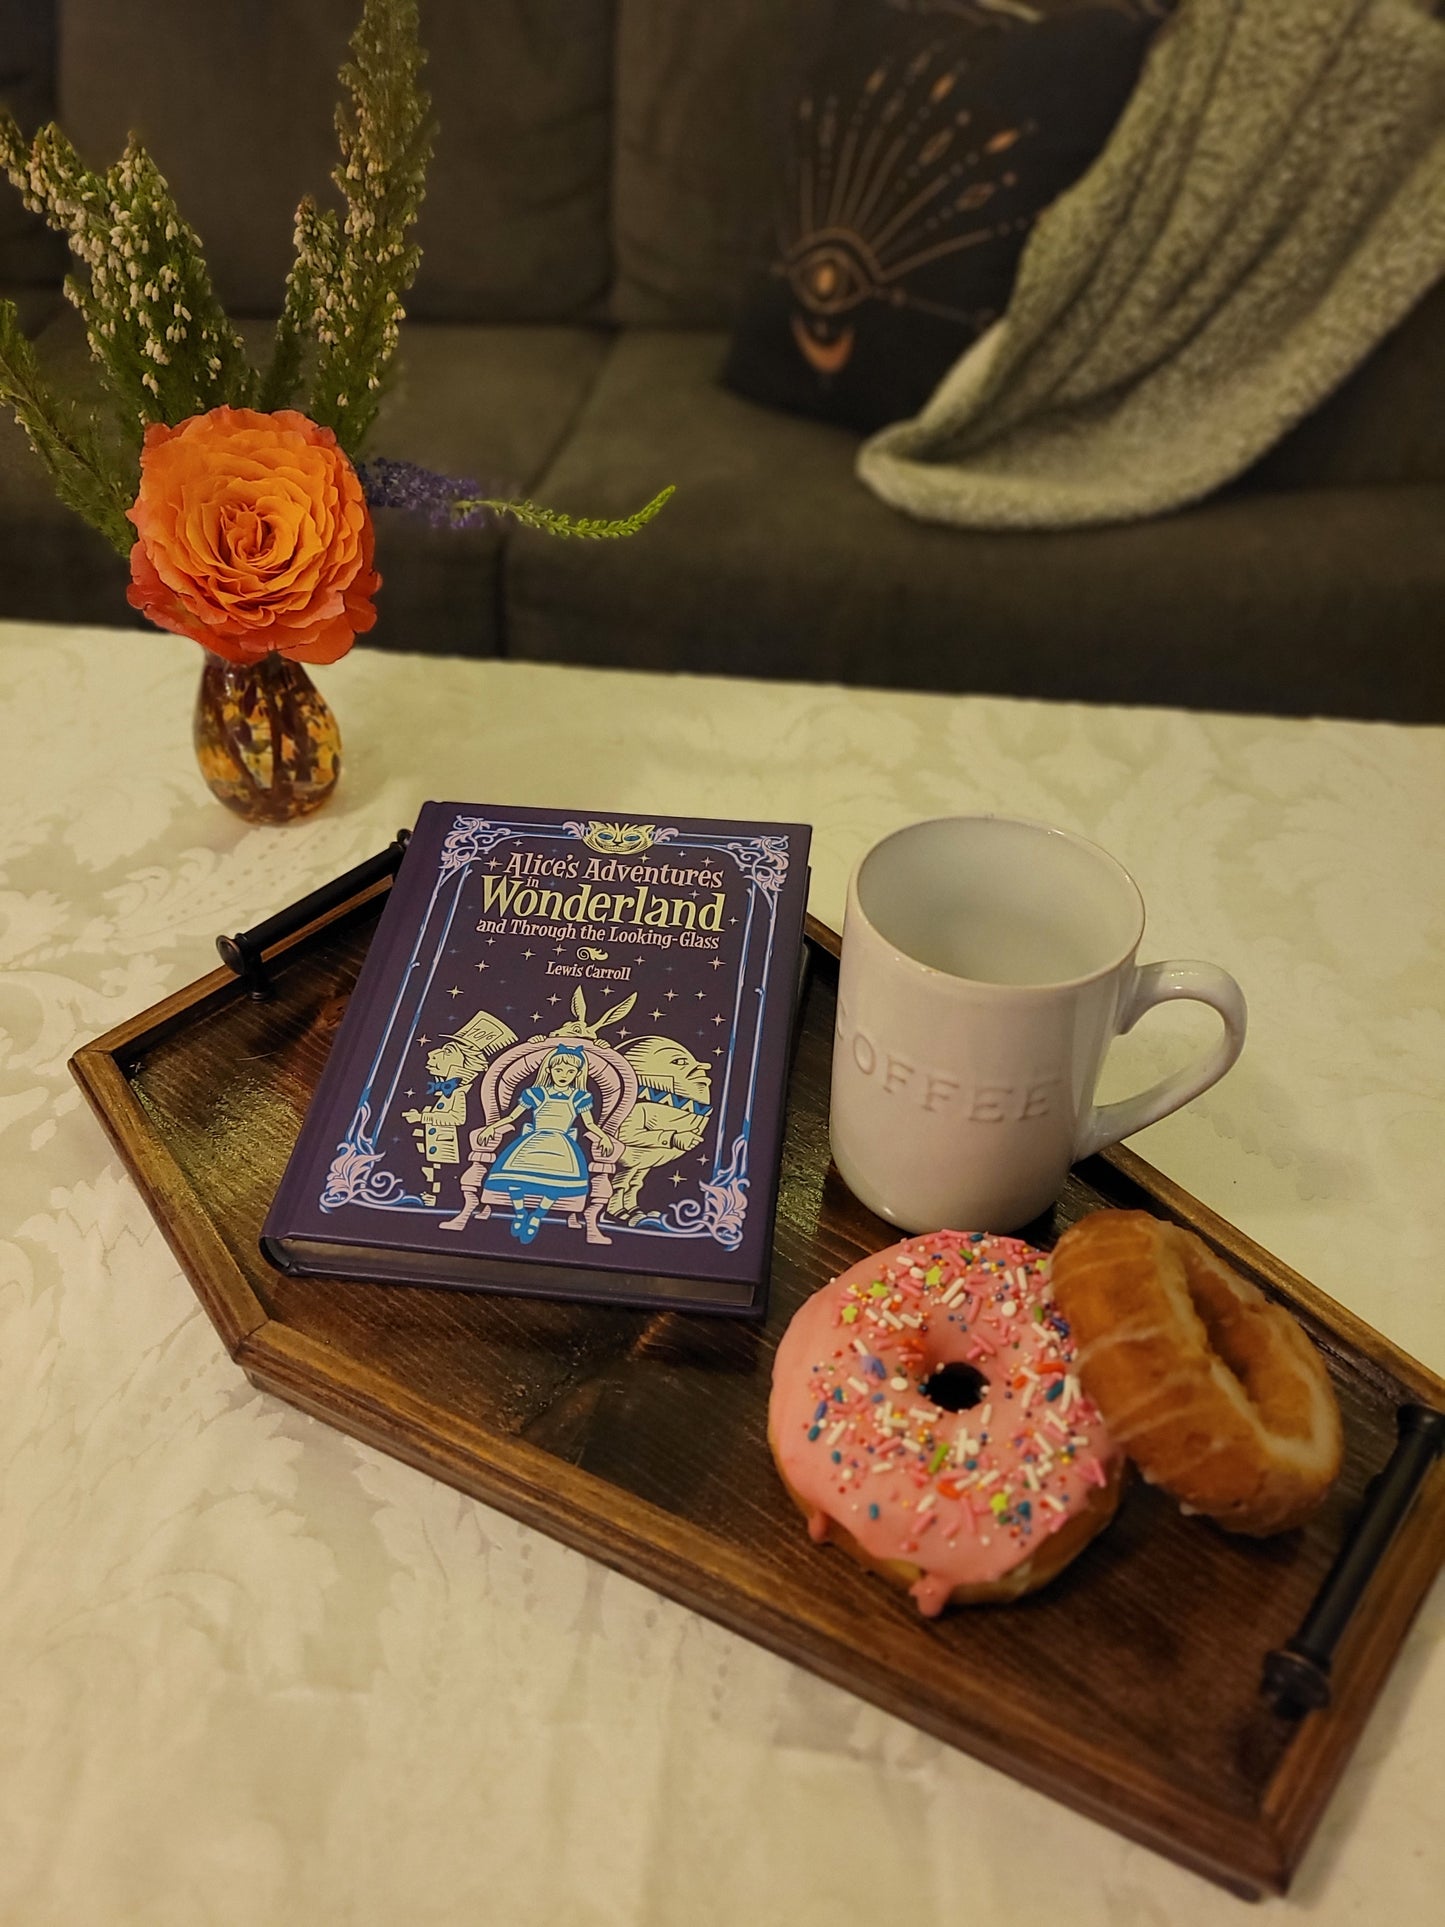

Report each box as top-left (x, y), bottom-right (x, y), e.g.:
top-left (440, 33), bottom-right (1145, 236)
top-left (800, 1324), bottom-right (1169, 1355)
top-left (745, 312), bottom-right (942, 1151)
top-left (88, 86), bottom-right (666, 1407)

top-left (70, 897), bottom-right (1445, 1900)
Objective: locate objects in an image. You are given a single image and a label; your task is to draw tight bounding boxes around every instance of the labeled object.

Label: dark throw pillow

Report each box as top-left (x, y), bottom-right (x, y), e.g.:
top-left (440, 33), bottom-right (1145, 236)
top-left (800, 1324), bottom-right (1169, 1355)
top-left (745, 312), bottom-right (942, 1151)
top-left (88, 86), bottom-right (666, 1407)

top-left (722, 1), bottom-right (1171, 433)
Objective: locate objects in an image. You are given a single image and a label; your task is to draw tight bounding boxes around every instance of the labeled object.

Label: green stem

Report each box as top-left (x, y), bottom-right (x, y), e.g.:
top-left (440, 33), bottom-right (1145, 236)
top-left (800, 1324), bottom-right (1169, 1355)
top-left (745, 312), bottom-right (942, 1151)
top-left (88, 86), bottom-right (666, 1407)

top-left (450, 486), bottom-right (675, 541)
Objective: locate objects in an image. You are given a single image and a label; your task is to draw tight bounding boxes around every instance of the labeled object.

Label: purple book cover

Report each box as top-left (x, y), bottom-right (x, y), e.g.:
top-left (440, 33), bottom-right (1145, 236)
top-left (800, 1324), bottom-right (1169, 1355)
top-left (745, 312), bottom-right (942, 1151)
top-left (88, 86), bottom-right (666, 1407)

top-left (262, 802), bottom-right (813, 1316)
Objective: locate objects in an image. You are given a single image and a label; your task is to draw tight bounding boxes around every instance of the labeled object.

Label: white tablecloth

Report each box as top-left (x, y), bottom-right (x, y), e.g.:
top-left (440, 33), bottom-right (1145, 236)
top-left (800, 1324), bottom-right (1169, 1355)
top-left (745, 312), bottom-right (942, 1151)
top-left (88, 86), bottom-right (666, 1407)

top-left (2, 620), bottom-right (1441, 1925)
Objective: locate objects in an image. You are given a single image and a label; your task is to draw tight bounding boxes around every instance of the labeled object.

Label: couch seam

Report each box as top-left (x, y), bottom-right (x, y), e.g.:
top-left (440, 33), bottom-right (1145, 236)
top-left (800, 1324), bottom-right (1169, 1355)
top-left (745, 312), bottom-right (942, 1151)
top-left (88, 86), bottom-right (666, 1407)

top-left (494, 322), bottom-right (621, 659)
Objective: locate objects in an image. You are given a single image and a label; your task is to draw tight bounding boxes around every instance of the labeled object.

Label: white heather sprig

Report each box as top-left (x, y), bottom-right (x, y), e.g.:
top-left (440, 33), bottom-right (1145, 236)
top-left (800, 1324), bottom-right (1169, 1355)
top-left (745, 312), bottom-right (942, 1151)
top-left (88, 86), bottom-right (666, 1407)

top-left (297, 0), bottom-right (432, 454)
top-left (0, 117), bottom-right (255, 441)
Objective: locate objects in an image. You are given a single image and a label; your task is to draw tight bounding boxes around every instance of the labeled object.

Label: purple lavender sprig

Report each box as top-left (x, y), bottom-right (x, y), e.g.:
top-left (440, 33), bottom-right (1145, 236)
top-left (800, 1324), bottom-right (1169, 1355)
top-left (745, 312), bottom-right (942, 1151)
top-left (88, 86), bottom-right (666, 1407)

top-left (356, 456), bottom-right (505, 529)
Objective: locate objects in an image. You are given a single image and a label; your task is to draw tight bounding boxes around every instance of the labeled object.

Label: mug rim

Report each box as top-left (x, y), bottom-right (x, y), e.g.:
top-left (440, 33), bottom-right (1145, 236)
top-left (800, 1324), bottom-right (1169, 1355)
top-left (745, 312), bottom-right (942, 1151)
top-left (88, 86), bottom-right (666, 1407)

top-left (848, 813), bottom-right (1146, 995)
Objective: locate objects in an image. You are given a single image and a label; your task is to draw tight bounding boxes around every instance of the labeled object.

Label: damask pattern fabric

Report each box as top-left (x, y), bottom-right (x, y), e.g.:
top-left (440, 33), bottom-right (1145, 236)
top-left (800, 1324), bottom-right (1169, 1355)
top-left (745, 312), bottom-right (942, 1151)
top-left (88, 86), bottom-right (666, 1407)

top-left (1, 623), bottom-right (1443, 1924)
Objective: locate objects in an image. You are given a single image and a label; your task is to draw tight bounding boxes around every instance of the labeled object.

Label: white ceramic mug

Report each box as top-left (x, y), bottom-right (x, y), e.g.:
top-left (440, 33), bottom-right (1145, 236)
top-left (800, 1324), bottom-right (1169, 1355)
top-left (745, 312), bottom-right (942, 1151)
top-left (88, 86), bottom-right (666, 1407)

top-left (830, 816), bottom-right (1247, 1232)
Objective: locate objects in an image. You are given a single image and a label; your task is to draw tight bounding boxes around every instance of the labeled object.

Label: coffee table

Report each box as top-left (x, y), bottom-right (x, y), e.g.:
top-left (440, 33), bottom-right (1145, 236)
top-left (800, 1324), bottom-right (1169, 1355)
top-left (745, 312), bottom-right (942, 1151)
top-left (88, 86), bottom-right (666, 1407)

top-left (2, 618), bottom-right (1441, 1925)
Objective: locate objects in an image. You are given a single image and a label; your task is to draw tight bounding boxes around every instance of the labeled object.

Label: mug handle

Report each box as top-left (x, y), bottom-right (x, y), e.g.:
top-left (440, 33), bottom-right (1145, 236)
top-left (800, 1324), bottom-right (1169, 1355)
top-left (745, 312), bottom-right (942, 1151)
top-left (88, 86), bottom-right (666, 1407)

top-left (1073, 961), bottom-right (1247, 1161)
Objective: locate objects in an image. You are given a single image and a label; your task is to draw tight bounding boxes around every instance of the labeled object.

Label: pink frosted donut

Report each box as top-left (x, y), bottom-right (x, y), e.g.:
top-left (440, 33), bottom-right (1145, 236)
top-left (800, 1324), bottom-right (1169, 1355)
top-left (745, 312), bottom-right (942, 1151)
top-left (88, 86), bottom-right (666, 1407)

top-left (769, 1230), bottom-right (1125, 1614)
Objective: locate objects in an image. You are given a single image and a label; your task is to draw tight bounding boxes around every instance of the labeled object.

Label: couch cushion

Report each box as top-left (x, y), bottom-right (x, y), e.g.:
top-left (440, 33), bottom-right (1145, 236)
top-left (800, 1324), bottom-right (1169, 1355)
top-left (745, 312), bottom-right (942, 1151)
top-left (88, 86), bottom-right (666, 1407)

top-left (1242, 275), bottom-right (1445, 489)
top-left (612, 0), bottom-right (833, 326)
top-left (506, 329), bottom-right (1445, 721)
top-left (57, 1), bottom-right (613, 322)
top-left (360, 320), bottom-right (612, 655)
top-left (0, 309), bottom-right (611, 654)
top-left (0, 1), bottom-right (65, 286)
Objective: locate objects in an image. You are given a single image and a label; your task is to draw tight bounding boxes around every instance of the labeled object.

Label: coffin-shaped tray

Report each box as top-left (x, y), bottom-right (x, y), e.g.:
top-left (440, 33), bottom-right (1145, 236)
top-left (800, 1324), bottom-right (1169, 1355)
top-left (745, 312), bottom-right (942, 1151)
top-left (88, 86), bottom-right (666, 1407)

top-left (70, 879), bottom-right (1445, 1899)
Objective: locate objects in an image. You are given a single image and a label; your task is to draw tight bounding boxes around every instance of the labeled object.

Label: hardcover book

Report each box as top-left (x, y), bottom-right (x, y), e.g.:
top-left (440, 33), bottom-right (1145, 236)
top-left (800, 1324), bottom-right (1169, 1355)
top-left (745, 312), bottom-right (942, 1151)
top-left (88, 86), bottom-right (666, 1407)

top-left (262, 802), bottom-right (813, 1316)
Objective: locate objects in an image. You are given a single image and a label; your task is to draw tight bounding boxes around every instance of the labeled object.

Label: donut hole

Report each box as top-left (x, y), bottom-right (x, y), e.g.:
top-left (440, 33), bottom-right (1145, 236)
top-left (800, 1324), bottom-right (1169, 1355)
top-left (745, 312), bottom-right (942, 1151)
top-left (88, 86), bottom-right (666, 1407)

top-left (921, 1362), bottom-right (989, 1413)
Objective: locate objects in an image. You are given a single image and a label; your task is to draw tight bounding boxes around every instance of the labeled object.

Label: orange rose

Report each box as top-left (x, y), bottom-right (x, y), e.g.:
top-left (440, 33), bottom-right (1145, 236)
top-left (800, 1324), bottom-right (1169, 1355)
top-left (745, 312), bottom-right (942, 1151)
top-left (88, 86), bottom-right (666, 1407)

top-left (125, 406), bottom-right (380, 664)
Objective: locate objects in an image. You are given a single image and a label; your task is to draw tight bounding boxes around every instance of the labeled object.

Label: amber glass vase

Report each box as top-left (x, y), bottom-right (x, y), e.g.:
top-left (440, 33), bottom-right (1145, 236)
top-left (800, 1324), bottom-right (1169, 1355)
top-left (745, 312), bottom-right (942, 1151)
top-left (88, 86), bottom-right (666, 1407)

top-left (193, 651), bottom-right (341, 823)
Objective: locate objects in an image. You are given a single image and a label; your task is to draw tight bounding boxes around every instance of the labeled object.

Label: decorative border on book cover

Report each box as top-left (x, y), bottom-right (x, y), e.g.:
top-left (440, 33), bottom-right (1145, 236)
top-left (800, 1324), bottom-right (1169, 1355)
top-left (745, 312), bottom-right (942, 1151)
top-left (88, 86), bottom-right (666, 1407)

top-left (319, 813), bottom-right (795, 1254)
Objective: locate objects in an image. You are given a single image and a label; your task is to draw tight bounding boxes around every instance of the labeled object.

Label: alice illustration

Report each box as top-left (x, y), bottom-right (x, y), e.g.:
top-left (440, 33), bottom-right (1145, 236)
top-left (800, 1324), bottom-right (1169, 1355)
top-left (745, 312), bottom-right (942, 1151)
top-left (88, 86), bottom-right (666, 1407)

top-left (468, 1043), bottom-right (619, 1245)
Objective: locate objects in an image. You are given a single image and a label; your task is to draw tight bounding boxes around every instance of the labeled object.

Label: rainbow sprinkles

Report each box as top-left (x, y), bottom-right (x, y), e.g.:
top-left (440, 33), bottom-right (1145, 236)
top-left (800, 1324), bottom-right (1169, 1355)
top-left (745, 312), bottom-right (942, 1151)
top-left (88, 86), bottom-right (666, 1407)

top-left (769, 1229), bottom-right (1123, 1615)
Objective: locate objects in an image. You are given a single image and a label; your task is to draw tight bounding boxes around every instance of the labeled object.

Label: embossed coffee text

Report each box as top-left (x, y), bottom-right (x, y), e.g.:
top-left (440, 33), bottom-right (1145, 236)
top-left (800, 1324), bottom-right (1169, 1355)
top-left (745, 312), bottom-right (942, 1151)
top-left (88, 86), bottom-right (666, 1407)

top-left (836, 1010), bottom-right (1059, 1120)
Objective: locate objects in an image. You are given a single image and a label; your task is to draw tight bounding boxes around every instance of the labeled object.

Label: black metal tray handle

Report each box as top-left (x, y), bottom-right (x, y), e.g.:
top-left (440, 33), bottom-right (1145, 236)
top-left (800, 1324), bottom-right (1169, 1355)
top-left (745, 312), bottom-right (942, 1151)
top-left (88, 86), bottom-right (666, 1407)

top-left (216, 831), bottom-right (410, 999)
top-left (1264, 1402), bottom-right (1445, 1716)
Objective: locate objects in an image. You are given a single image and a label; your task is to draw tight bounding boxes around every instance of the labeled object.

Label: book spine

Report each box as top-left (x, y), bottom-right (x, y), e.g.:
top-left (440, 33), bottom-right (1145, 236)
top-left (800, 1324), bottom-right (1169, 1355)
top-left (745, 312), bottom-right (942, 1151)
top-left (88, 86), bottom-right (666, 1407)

top-left (262, 805), bottom-right (446, 1236)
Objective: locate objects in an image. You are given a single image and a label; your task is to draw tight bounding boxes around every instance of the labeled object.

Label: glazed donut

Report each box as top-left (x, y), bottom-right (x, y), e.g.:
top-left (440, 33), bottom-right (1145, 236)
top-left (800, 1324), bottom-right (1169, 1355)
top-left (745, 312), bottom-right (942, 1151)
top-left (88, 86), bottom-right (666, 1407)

top-left (1050, 1211), bottom-right (1342, 1536)
top-left (768, 1230), bottom-right (1124, 1614)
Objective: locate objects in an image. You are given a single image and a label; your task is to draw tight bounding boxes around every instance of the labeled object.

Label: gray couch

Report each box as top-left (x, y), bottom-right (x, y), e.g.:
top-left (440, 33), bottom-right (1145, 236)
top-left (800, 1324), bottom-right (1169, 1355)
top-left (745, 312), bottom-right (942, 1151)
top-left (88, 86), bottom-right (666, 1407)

top-left (3, 0), bottom-right (1443, 720)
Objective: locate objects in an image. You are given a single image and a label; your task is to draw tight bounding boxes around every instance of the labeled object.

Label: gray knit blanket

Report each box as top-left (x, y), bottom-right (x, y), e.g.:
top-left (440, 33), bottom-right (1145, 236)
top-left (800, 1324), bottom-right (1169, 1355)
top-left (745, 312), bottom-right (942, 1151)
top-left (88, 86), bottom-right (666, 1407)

top-left (857, 0), bottom-right (1445, 529)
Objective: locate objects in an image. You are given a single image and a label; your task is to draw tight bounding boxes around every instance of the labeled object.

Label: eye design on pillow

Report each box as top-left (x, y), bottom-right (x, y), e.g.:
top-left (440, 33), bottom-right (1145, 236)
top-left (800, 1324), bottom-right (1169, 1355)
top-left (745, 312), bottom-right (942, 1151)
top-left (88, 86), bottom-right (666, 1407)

top-left (771, 40), bottom-right (1034, 379)
top-left (784, 235), bottom-right (878, 372)
top-left (791, 239), bottom-right (877, 314)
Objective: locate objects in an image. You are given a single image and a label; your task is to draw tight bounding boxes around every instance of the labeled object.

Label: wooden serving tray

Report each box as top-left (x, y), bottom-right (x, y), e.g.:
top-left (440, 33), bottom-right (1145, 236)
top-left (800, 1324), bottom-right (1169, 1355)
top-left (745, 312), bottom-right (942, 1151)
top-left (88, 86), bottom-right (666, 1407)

top-left (71, 886), bottom-right (1445, 1899)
